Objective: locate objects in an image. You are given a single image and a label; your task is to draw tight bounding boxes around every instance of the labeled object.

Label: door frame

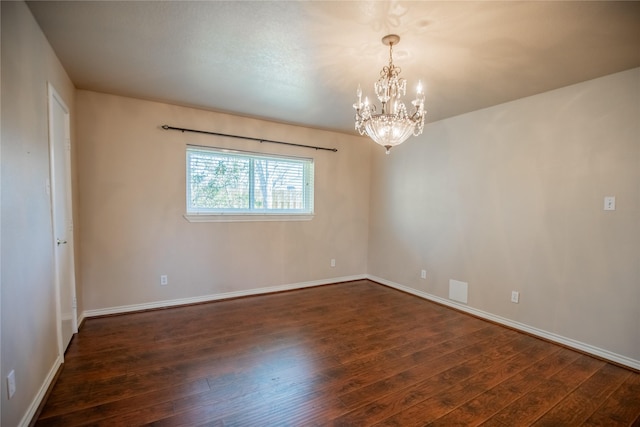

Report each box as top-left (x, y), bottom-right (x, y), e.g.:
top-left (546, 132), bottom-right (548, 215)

top-left (47, 82), bottom-right (78, 358)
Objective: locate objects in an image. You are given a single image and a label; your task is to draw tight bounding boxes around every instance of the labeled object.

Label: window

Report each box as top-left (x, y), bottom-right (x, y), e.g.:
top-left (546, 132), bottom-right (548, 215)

top-left (186, 146), bottom-right (314, 218)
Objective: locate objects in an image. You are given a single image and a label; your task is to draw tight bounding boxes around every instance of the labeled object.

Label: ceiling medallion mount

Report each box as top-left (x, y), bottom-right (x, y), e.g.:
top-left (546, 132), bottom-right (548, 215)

top-left (381, 34), bottom-right (400, 46)
top-left (353, 34), bottom-right (426, 154)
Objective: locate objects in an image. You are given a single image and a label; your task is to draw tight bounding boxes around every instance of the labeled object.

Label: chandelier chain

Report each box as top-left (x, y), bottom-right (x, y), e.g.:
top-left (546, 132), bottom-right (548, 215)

top-left (381, 41), bottom-right (401, 80)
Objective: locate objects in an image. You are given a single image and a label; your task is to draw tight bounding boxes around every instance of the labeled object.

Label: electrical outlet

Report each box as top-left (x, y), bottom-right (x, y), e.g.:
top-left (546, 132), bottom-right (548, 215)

top-left (511, 291), bottom-right (519, 303)
top-left (330, 259), bottom-right (336, 268)
top-left (420, 269), bottom-right (427, 279)
top-left (160, 275), bottom-right (168, 286)
top-left (7, 370), bottom-right (16, 399)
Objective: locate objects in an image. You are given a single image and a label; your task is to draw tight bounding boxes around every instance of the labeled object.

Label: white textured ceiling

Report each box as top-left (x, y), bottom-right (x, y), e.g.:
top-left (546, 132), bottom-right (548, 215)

top-left (27, 1), bottom-right (640, 134)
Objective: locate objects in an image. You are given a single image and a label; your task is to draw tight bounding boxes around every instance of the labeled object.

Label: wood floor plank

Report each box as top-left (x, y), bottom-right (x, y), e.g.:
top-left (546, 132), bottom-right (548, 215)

top-left (372, 335), bottom-right (557, 426)
top-left (476, 353), bottom-right (607, 426)
top-left (582, 371), bottom-right (640, 426)
top-left (34, 280), bottom-right (640, 426)
top-left (336, 326), bottom-right (507, 410)
top-left (532, 363), bottom-right (634, 426)
top-left (333, 352), bottom-right (506, 425)
top-left (425, 347), bottom-right (576, 426)
top-left (36, 379), bottom-right (210, 425)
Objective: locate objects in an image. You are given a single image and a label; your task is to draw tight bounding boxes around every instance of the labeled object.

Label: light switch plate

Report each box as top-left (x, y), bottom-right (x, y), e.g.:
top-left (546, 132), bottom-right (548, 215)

top-left (604, 196), bottom-right (616, 211)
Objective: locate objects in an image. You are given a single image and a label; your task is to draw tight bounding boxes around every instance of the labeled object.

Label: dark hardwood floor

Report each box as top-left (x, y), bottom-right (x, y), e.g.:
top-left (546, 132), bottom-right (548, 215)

top-left (35, 280), bottom-right (640, 426)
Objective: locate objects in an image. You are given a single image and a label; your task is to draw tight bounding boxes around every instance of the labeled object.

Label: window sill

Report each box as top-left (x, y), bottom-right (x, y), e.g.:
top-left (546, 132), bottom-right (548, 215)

top-left (184, 213), bottom-right (314, 223)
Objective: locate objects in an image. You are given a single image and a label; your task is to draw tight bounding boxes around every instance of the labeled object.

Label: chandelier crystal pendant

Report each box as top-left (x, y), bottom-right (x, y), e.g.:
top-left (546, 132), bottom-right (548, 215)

top-left (353, 34), bottom-right (426, 154)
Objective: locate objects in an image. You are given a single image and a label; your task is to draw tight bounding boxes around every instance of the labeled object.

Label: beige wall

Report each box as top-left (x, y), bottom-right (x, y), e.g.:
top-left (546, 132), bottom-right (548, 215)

top-left (368, 68), bottom-right (640, 363)
top-left (1, 2), bottom-right (78, 425)
top-left (76, 91), bottom-right (371, 311)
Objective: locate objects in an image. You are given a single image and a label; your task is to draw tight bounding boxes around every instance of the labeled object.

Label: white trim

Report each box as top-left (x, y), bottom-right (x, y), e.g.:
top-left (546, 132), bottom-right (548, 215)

top-left (367, 275), bottom-right (640, 371)
top-left (77, 312), bottom-right (86, 329)
top-left (47, 82), bottom-right (78, 359)
top-left (184, 213), bottom-right (314, 223)
top-left (20, 356), bottom-right (63, 427)
top-left (81, 274), bottom-right (639, 370)
top-left (83, 275), bottom-right (367, 318)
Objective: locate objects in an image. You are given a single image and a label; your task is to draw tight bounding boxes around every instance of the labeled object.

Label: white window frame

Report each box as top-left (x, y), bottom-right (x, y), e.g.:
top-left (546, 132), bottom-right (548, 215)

top-left (184, 146), bottom-right (314, 222)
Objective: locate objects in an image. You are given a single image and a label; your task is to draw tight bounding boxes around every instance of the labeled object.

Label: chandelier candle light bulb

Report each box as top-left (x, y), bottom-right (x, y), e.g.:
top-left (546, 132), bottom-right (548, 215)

top-left (353, 34), bottom-right (426, 154)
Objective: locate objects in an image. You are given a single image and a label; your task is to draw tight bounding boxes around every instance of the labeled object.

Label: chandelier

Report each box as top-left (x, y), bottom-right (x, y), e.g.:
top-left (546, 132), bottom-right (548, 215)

top-left (353, 34), bottom-right (426, 154)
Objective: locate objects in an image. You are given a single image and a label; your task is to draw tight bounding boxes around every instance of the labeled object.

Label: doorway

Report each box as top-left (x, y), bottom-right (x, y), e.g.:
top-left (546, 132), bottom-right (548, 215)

top-left (48, 83), bottom-right (77, 355)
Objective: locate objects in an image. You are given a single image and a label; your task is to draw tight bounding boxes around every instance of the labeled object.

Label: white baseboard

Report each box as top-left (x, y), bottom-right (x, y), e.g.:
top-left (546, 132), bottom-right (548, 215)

top-left (20, 355), bottom-right (63, 427)
top-left (80, 273), bottom-right (638, 371)
top-left (368, 275), bottom-right (640, 371)
top-left (77, 311), bottom-right (85, 328)
top-left (83, 275), bottom-right (367, 318)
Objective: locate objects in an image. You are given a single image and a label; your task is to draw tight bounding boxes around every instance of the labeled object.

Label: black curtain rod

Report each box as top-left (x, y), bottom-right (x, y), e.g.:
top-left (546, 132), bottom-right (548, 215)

top-left (161, 125), bottom-right (337, 153)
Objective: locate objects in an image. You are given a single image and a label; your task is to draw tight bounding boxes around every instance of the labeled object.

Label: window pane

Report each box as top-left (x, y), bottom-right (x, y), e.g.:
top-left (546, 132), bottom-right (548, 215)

top-left (253, 158), bottom-right (305, 210)
top-left (188, 151), bottom-right (250, 210)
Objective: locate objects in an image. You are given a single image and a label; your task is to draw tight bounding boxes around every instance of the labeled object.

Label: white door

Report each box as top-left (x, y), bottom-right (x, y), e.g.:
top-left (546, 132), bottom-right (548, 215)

top-left (48, 83), bottom-right (77, 355)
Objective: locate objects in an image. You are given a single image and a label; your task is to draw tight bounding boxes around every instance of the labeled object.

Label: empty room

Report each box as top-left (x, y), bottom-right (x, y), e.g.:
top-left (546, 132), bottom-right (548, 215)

top-left (1, 1), bottom-right (639, 426)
